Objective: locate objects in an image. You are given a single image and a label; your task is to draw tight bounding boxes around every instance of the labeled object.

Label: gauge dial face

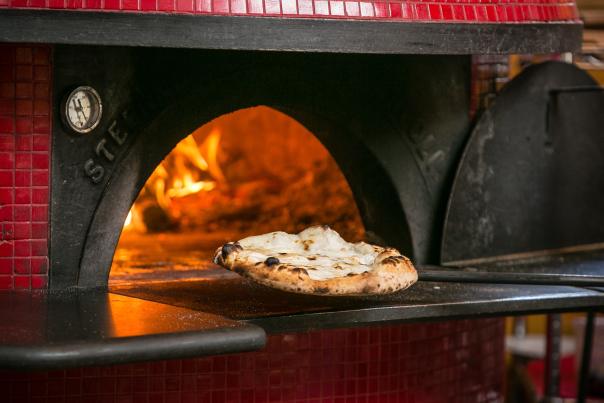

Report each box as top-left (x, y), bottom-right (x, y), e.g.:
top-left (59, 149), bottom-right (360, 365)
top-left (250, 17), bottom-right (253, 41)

top-left (63, 86), bottom-right (102, 134)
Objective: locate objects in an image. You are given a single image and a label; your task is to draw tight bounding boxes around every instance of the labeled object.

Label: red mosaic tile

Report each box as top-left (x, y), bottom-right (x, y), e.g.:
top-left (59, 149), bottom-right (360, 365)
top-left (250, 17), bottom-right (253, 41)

top-left (0, 45), bottom-right (50, 290)
top-left (0, 319), bottom-right (505, 402)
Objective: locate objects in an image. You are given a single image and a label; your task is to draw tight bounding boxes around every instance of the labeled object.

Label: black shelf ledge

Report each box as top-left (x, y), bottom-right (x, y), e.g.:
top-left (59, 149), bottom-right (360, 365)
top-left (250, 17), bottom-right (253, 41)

top-left (0, 291), bottom-right (266, 370)
top-left (0, 9), bottom-right (582, 54)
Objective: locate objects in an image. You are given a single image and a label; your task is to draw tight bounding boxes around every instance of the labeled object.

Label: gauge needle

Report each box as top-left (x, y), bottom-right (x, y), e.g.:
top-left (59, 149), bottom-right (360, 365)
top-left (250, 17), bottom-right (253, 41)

top-left (72, 98), bottom-right (85, 123)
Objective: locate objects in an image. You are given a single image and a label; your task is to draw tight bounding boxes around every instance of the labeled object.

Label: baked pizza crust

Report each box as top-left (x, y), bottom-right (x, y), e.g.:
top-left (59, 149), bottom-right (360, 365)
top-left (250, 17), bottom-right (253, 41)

top-left (213, 225), bottom-right (417, 296)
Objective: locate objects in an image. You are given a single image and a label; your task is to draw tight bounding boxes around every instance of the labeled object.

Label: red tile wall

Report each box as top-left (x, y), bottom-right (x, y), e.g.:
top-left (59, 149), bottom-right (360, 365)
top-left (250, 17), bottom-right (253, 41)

top-left (0, 0), bottom-right (580, 23)
top-left (1, 318), bottom-right (505, 403)
top-left (0, 44), bottom-right (50, 290)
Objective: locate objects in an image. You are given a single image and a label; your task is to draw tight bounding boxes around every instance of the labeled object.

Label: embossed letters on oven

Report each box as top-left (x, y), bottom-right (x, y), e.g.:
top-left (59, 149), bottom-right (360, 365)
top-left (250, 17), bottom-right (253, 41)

top-left (84, 113), bottom-right (129, 184)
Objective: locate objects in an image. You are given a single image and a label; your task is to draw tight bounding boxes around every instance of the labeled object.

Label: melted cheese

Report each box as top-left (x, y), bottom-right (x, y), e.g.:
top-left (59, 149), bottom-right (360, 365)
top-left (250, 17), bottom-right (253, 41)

top-left (237, 226), bottom-right (379, 281)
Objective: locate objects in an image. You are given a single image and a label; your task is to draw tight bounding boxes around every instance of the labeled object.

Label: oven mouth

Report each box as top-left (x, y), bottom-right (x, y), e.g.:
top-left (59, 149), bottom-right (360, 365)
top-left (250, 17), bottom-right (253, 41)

top-left (109, 105), bottom-right (366, 285)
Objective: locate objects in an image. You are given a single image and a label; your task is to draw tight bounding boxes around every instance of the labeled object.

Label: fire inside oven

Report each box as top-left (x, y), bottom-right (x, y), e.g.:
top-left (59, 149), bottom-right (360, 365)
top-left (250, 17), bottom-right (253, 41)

top-left (110, 106), bottom-right (365, 284)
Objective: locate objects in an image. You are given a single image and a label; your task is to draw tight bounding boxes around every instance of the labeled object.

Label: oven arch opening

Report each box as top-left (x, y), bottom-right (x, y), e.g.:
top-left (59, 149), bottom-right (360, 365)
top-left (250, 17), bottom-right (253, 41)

top-left (75, 100), bottom-right (414, 288)
top-left (109, 106), bottom-right (368, 285)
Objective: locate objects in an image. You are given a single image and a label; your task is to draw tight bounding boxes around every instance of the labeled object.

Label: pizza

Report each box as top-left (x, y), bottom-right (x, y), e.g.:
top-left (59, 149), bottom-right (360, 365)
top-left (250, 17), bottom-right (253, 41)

top-left (213, 225), bottom-right (417, 296)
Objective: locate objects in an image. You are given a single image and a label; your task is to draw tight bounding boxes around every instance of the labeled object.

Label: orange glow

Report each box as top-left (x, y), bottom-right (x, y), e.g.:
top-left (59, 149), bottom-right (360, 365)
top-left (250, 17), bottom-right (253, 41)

top-left (122, 129), bottom-right (226, 232)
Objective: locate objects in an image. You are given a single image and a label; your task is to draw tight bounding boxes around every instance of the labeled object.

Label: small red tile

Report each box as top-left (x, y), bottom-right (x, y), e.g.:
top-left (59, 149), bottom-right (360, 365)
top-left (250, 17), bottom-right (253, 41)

top-left (14, 205), bottom-right (31, 221)
top-left (0, 152), bottom-right (14, 169)
top-left (265, 0), bottom-right (280, 13)
top-left (31, 223), bottom-right (47, 240)
top-left (15, 153), bottom-right (31, 169)
top-left (66, 0), bottom-right (83, 7)
top-left (15, 135), bottom-right (32, 151)
top-left (0, 187), bottom-right (13, 204)
top-left (176, 0), bottom-right (194, 11)
top-left (0, 205), bottom-right (12, 221)
top-left (32, 205), bottom-right (47, 222)
top-left (15, 48), bottom-right (32, 65)
top-left (15, 65), bottom-right (33, 81)
top-left (0, 276), bottom-right (12, 290)
top-left (31, 274), bottom-right (48, 289)
top-left (441, 4), bottom-right (453, 20)
top-left (0, 258), bottom-right (11, 275)
top-left (16, 100), bottom-right (33, 116)
top-left (15, 118), bottom-right (32, 134)
top-left (33, 99), bottom-right (49, 116)
top-left (122, 0), bottom-right (139, 9)
top-left (429, 4), bottom-right (441, 19)
top-left (85, 0), bottom-right (103, 8)
top-left (14, 258), bottom-right (30, 274)
top-left (32, 153), bottom-right (48, 169)
top-left (464, 5), bottom-right (476, 20)
top-left (0, 99), bottom-right (14, 115)
top-left (314, 0), bottom-right (328, 15)
top-left (48, 0), bottom-right (66, 7)
top-left (476, 5), bottom-right (488, 21)
top-left (359, 1), bottom-right (374, 16)
top-left (104, 0), bottom-right (120, 8)
top-left (344, 1), bottom-right (359, 16)
top-left (0, 64), bottom-right (15, 81)
top-left (15, 83), bottom-right (34, 99)
top-left (33, 118), bottom-right (50, 135)
top-left (280, 0), bottom-right (295, 14)
top-left (15, 171), bottom-right (31, 186)
top-left (33, 47), bottom-right (50, 66)
top-left (0, 171), bottom-right (12, 186)
top-left (374, 2), bottom-right (388, 17)
top-left (32, 188), bottom-right (48, 204)
top-left (389, 3), bottom-right (400, 18)
top-left (31, 240), bottom-right (47, 257)
top-left (0, 116), bottom-right (15, 134)
top-left (212, 0), bottom-right (228, 12)
top-left (32, 171), bottom-right (48, 186)
top-left (415, 3), bottom-right (428, 19)
top-left (400, 2), bottom-right (412, 19)
top-left (245, 0), bottom-right (262, 12)
top-left (14, 275), bottom-right (30, 289)
top-left (15, 188), bottom-right (32, 204)
top-left (31, 257), bottom-right (48, 274)
top-left (14, 223), bottom-right (30, 240)
top-left (196, 0), bottom-right (211, 12)
top-left (0, 83), bottom-right (15, 99)
top-left (0, 242), bottom-right (13, 258)
top-left (141, 0), bottom-right (157, 10)
top-left (14, 240), bottom-right (30, 257)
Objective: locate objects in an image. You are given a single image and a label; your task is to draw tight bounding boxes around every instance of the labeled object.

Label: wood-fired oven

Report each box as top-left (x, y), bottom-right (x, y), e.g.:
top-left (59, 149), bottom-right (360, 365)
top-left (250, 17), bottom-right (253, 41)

top-left (0, 1), bottom-right (603, 402)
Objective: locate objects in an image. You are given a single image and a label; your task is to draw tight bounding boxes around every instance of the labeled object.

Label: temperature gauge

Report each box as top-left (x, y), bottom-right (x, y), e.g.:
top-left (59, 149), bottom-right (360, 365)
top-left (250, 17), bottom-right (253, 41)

top-left (62, 86), bottom-right (103, 134)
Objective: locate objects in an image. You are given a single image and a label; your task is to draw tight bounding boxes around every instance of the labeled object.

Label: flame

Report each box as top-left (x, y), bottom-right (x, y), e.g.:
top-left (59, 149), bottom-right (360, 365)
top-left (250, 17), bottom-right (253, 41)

top-left (123, 128), bottom-right (225, 232)
top-left (202, 129), bottom-right (226, 184)
top-left (124, 211), bottom-right (132, 227)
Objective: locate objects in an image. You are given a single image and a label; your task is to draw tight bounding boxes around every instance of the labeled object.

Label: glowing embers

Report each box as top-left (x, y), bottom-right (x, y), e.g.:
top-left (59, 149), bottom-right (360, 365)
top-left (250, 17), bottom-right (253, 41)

top-left (124, 130), bottom-right (224, 233)
top-left (112, 106), bottom-right (364, 283)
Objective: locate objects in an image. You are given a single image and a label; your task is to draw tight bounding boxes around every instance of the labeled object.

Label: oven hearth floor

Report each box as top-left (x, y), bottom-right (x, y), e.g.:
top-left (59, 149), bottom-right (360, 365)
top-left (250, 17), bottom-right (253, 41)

top-left (111, 276), bottom-right (604, 333)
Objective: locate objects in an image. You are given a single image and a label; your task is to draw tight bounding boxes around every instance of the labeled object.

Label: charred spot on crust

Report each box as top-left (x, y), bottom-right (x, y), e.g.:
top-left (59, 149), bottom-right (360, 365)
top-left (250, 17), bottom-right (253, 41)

top-left (265, 257), bottom-right (280, 266)
top-left (255, 262), bottom-right (263, 266)
top-left (291, 267), bottom-right (308, 276)
top-left (221, 243), bottom-right (239, 259)
top-left (382, 256), bottom-right (405, 265)
top-left (346, 273), bottom-right (357, 277)
top-left (279, 252), bottom-right (287, 255)
top-left (302, 239), bottom-right (314, 251)
top-left (314, 287), bottom-right (329, 294)
top-left (308, 256), bottom-right (317, 261)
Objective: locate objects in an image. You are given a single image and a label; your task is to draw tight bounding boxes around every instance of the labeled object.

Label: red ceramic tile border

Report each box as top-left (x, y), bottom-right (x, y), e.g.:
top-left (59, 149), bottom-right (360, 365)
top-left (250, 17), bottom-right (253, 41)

top-left (0, 44), bottom-right (50, 291)
top-left (0, 0), bottom-right (580, 22)
top-left (0, 318), bottom-right (505, 402)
